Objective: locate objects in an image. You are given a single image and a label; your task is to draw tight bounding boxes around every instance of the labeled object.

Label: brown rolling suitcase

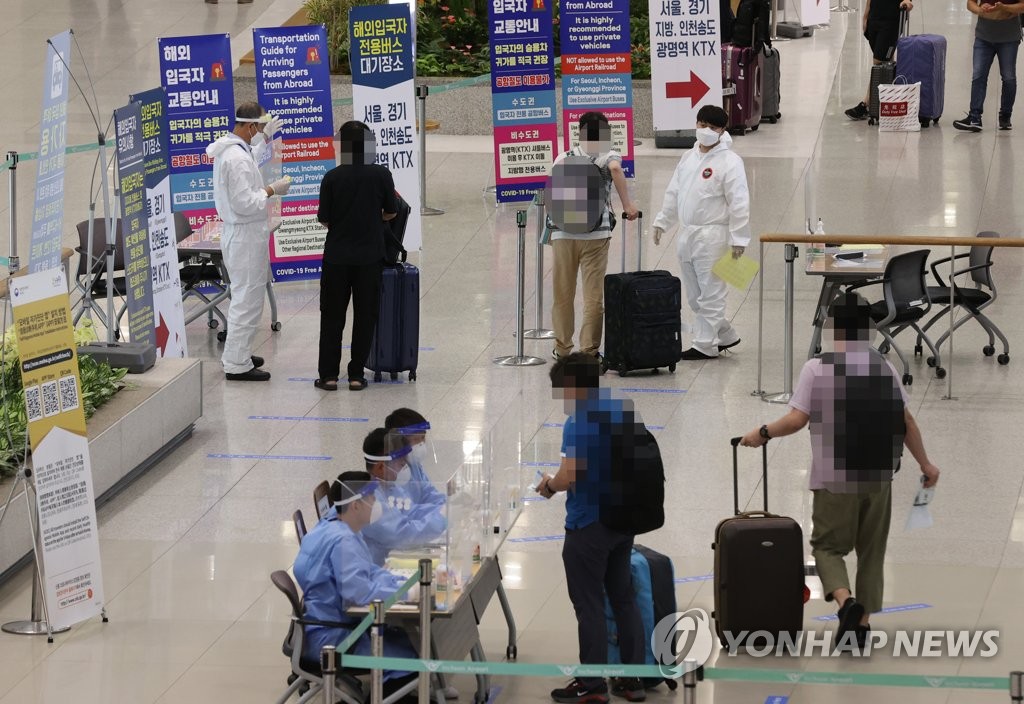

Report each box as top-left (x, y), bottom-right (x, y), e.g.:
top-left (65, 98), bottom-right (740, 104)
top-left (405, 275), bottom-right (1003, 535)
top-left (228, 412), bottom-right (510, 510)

top-left (712, 438), bottom-right (805, 650)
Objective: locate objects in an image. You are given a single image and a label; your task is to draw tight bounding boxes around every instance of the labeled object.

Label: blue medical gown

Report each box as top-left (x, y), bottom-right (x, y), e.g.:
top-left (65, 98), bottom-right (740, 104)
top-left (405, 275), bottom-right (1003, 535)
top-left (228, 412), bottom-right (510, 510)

top-left (292, 516), bottom-right (419, 678)
top-left (362, 461), bottom-right (448, 566)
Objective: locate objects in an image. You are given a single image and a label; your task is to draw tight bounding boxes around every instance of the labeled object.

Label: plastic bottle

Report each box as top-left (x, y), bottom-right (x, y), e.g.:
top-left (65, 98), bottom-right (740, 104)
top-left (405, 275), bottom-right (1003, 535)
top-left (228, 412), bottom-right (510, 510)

top-left (810, 219), bottom-right (826, 255)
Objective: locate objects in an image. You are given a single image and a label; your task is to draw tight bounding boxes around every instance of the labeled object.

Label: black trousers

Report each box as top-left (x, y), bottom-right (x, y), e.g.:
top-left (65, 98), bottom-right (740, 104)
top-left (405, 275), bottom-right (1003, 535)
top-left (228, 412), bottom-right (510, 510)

top-left (318, 262), bottom-right (383, 381)
top-left (562, 521), bottom-right (643, 687)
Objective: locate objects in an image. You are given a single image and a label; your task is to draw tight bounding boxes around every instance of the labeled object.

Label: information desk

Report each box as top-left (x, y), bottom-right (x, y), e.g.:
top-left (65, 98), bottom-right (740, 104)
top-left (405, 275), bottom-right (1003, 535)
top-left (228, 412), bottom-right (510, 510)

top-left (177, 221), bottom-right (280, 335)
top-left (805, 246), bottom-right (889, 358)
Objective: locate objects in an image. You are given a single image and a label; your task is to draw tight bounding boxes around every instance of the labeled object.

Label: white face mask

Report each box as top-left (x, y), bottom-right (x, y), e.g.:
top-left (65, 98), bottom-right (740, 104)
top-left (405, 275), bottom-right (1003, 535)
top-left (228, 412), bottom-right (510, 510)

top-left (249, 129), bottom-right (265, 148)
top-left (367, 499), bottom-right (383, 524)
top-left (409, 443), bottom-right (428, 466)
top-left (696, 127), bottom-right (721, 147)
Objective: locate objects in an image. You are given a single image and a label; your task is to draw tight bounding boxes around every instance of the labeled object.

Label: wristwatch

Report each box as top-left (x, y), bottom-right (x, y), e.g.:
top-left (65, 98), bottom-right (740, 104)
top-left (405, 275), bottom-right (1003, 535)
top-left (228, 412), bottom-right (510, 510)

top-left (759, 425), bottom-right (771, 440)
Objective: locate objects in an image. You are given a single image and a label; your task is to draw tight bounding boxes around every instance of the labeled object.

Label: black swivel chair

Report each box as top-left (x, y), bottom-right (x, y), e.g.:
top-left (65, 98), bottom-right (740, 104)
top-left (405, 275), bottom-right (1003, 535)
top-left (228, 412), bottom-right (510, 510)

top-left (918, 231), bottom-right (1009, 367)
top-left (292, 509), bottom-right (308, 546)
top-left (847, 249), bottom-right (944, 386)
top-left (175, 212), bottom-right (228, 332)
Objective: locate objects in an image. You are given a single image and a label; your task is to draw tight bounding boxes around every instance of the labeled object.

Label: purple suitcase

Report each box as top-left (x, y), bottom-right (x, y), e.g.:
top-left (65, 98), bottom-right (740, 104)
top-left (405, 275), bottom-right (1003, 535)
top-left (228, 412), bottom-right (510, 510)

top-left (895, 33), bottom-right (946, 126)
top-left (722, 44), bottom-right (763, 135)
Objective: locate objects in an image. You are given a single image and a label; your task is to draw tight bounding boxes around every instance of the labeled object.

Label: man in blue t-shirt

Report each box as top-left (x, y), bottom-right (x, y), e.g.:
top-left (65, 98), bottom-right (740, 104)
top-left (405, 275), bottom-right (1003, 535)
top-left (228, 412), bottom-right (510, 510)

top-left (537, 353), bottom-right (646, 704)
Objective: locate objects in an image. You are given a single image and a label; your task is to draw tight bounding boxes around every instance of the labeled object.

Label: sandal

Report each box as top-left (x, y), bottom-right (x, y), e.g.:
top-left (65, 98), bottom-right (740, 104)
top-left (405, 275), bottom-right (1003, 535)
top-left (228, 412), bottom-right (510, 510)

top-left (348, 378), bottom-right (368, 391)
top-left (313, 379), bottom-right (338, 391)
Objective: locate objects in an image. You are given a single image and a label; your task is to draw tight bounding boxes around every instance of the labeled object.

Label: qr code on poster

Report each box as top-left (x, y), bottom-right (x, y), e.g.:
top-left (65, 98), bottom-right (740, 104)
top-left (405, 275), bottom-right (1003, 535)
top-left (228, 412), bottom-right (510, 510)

top-left (41, 380), bottom-right (60, 418)
top-left (59, 374), bottom-right (79, 413)
top-left (24, 385), bottom-right (43, 423)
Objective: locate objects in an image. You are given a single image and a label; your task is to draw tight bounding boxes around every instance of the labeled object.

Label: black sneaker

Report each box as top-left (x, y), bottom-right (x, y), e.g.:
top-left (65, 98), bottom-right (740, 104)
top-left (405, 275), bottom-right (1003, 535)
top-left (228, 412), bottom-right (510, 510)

top-left (999, 114), bottom-right (1012, 131)
top-left (610, 677), bottom-right (646, 701)
top-left (551, 678), bottom-right (609, 704)
top-left (845, 102), bottom-right (869, 121)
top-left (718, 339), bottom-right (741, 352)
top-left (855, 625), bottom-right (871, 651)
top-left (681, 347), bottom-right (717, 360)
top-left (251, 355), bottom-right (264, 369)
top-left (226, 368), bottom-right (271, 381)
top-left (835, 597), bottom-right (866, 647)
top-left (953, 114), bottom-right (983, 132)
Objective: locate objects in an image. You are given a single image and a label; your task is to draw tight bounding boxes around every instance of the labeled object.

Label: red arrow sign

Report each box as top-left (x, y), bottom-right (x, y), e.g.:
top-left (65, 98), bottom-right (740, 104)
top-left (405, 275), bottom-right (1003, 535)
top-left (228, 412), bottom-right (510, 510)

top-left (666, 71), bottom-right (711, 106)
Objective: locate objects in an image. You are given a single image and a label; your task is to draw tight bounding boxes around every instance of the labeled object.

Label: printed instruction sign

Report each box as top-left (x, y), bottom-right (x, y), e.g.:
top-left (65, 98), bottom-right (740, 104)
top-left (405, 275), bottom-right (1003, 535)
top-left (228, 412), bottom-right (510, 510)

top-left (649, 0), bottom-right (722, 132)
top-left (10, 268), bottom-right (104, 630)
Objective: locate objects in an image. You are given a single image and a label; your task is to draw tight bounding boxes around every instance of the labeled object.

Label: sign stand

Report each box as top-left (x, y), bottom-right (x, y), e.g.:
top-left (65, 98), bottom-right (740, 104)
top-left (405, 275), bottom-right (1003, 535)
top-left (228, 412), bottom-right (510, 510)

top-left (494, 210), bottom-right (545, 367)
top-left (523, 191), bottom-right (554, 340)
top-left (6, 151), bottom-right (19, 276)
top-left (416, 86), bottom-right (444, 216)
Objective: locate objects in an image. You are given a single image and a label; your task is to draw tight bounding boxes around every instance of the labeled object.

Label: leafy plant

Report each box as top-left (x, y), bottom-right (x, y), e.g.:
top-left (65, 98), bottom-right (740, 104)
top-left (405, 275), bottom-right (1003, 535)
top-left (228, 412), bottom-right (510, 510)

top-left (0, 320), bottom-right (128, 478)
top-left (304, 0), bottom-right (389, 74)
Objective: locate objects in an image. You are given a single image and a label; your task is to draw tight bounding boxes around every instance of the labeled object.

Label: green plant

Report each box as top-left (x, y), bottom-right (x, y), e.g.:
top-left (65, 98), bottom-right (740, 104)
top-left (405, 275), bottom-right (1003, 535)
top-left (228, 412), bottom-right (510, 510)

top-left (0, 321), bottom-right (128, 478)
top-left (416, 0), bottom-right (491, 76)
top-left (305, 0), bottom-right (388, 74)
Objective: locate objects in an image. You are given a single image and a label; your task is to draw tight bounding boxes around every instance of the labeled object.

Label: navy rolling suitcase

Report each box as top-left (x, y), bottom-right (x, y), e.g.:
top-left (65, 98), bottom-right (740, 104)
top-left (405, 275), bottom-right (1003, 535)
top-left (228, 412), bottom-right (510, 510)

top-left (602, 213), bottom-right (682, 377)
top-left (605, 545), bottom-right (679, 691)
top-left (895, 31), bottom-right (946, 127)
top-left (368, 262), bottom-right (419, 382)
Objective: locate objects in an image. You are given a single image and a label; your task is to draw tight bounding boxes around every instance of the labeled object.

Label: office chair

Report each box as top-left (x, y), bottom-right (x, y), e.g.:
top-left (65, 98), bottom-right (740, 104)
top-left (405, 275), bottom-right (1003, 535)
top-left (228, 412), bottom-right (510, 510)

top-left (313, 481), bottom-right (331, 520)
top-left (73, 218), bottom-right (129, 333)
top-left (176, 212), bottom-right (228, 333)
top-left (292, 510), bottom-right (307, 546)
top-left (847, 249), bottom-right (943, 386)
top-left (918, 231), bottom-right (1009, 366)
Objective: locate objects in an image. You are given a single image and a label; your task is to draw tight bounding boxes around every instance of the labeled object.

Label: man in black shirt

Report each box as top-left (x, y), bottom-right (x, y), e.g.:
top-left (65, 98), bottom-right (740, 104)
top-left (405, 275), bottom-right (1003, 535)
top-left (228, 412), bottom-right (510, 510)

top-left (316, 121), bottom-right (398, 391)
top-left (845, 0), bottom-right (914, 120)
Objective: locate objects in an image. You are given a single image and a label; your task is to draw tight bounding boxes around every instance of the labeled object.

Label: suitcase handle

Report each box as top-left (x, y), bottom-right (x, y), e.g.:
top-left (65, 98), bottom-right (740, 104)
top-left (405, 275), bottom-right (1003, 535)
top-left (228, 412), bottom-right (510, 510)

top-left (730, 436), bottom-right (769, 516)
top-left (619, 210), bottom-right (644, 273)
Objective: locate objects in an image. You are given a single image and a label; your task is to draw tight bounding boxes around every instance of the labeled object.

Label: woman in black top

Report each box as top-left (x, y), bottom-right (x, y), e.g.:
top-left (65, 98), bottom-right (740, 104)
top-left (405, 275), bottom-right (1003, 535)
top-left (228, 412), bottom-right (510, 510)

top-left (316, 121), bottom-right (398, 390)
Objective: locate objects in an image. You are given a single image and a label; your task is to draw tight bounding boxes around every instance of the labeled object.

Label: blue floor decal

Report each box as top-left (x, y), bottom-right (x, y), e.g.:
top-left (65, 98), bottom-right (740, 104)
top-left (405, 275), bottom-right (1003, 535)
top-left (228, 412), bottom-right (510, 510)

top-left (207, 453), bottom-right (332, 461)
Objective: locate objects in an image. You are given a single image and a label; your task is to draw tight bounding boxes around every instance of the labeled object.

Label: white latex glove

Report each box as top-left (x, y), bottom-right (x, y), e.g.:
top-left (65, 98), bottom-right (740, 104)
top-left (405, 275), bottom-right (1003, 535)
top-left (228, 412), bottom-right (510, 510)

top-left (269, 177), bottom-right (292, 196)
top-left (653, 226), bottom-right (665, 246)
top-left (263, 115), bottom-right (286, 141)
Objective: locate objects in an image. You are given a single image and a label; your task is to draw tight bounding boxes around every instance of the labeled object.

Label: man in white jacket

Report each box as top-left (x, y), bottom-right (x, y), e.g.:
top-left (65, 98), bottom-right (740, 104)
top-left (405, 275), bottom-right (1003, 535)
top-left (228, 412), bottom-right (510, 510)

top-left (206, 102), bottom-right (291, 381)
top-left (652, 105), bottom-right (751, 360)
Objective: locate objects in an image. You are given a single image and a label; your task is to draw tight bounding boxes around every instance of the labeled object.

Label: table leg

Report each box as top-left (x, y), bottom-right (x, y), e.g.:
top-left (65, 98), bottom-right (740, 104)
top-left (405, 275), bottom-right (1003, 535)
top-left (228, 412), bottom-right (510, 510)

top-left (266, 264), bottom-right (280, 331)
top-left (496, 581), bottom-right (517, 660)
top-left (807, 280), bottom-right (834, 359)
top-left (470, 641), bottom-right (491, 704)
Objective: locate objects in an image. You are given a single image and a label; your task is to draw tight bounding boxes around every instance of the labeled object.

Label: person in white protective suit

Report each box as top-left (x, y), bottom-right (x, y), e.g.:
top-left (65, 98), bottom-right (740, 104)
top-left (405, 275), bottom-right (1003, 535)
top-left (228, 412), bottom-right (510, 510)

top-left (206, 102), bottom-right (292, 381)
top-left (652, 105), bottom-right (751, 361)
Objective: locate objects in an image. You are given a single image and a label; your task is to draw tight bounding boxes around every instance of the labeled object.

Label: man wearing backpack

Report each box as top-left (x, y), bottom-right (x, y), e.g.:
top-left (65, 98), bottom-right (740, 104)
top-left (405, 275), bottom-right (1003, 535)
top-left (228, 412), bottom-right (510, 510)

top-left (537, 353), bottom-right (648, 703)
top-left (548, 112), bottom-right (639, 363)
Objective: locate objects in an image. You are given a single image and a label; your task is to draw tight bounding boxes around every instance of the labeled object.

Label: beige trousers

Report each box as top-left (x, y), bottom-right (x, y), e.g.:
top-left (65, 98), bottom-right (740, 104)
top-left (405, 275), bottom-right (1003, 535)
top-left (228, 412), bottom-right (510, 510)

top-left (551, 238), bottom-right (610, 356)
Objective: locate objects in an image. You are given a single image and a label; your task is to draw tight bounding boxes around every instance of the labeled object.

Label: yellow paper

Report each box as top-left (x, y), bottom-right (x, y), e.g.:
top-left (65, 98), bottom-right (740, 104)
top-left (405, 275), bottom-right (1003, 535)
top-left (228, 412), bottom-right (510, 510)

top-left (712, 253), bottom-right (760, 289)
top-left (839, 243), bottom-right (884, 250)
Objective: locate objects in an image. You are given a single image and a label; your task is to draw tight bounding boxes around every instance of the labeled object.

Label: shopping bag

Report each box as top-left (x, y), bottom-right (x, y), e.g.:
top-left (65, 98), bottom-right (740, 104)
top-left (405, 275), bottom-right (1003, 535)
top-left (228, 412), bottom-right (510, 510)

top-left (877, 79), bottom-right (921, 132)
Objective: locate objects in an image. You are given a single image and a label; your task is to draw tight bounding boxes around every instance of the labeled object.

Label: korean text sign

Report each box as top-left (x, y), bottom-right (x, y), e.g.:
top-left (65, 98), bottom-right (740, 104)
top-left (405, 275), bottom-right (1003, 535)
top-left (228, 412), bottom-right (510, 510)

top-left (649, 0), bottom-right (721, 131)
top-left (28, 31), bottom-right (72, 273)
top-left (158, 33), bottom-right (235, 223)
top-left (130, 87), bottom-right (188, 359)
top-left (11, 269), bottom-right (104, 630)
top-left (349, 4), bottom-right (423, 250)
top-left (254, 25), bottom-right (337, 281)
top-left (560, 0), bottom-right (634, 176)
top-left (489, 0), bottom-right (558, 203)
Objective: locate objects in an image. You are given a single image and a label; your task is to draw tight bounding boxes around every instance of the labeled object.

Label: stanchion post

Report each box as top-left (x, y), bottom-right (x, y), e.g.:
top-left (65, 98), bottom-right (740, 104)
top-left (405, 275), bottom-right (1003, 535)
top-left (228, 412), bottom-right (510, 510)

top-left (371, 599), bottom-right (385, 704)
top-left (770, 0), bottom-right (792, 41)
top-left (321, 645), bottom-right (337, 704)
top-left (754, 239), bottom-right (765, 396)
top-left (1010, 670), bottom-right (1023, 702)
top-left (416, 85), bottom-right (444, 216)
top-left (763, 243), bottom-right (797, 404)
top-left (682, 659), bottom-right (699, 704)
top-left (524, 191), bottom-right (554, 340)
top-left (494, 210), bottom-right (545, 367)
top-left (7, 150), bottom-right (19, 274)
top-left (943, 244), bottom-right (957, 400)
top-left (418, 559), bottom-right (433, 703)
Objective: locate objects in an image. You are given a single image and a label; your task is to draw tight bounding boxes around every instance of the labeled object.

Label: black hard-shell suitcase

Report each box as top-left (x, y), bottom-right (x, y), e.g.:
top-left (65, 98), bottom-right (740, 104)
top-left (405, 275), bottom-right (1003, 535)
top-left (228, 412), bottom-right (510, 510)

top-left (868, 12), bottom-right (906, 125)
top-left (712, 438), bottom-right (804, 649)
top-left (760, 46), bottom-right (781, 123)
top-left (367, 261), bottom-right (419, 382)
top-left (602, 212), bottom-right (682, 377)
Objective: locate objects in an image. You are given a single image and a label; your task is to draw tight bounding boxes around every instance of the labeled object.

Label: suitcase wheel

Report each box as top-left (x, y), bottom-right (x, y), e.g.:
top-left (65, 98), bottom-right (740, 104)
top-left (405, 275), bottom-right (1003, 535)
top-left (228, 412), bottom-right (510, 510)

top-left (374, 371), bottom-right (383, 383)
top-left (868, 117), bottom-right (877, 126)
top-left (390, 372), bottom-right (398, 380)
top-left (271, 321), bottom-right (282, 332)
top-left (668, 363), bottom-right (676, 373)
top-left (750, 124), bottom-right (759, 132)
top-left (666, 680), bottom-right (678, 691)
top-left (217, 330), bottom-right (227, 342)
top-left (617, 365), bottom-right (629, 377)
top-left (409, 369), bottom-right (417, 382)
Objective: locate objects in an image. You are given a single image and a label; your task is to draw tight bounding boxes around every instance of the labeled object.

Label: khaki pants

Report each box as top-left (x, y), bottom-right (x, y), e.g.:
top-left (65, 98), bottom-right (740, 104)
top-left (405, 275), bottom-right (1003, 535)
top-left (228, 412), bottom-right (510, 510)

top-left (551, 238), bottom-right (610, 356)
top-left (810, 484), bottom-right (892, 615)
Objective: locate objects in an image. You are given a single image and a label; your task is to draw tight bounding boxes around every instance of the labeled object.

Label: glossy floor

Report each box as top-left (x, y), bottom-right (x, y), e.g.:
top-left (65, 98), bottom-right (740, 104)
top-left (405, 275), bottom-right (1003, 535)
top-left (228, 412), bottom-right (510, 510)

top-left (1, 0), bottom-right (1024, 702)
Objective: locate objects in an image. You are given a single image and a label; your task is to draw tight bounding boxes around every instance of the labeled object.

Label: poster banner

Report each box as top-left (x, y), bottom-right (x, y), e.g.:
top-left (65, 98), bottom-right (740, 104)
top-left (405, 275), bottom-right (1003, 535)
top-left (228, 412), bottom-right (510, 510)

top-left (254, 25), bottom-right (336, 282)
top-left (28, 30), bottom-right (72, 273)
top-left (800, 0), bottom-right (830, 28)
top-left (158, 33), bottom-right (234, 227)
top-left (488, 0), bottom-right (557, 203)
top-left (114, 102), bottom-right (157, 347)
top-left (130, 87), bottom-right (188, 359)
top-left (10, 269), bottom-right (104, 630)
top-left (649, 0), bottom-right (721, 132)
top-left (560, 0), bottom-right (634, 176)
top-left (349, 4), bottom-right (423, 250)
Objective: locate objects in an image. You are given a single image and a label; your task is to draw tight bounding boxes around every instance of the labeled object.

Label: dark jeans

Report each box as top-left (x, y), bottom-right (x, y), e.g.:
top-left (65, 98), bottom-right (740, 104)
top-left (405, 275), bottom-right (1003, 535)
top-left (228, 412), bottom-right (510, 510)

top-left (318, 262), bottom-right (383, 381)
top-left (970, 36), bottom-right (1019, 119)
top-left (562, 521), bottom-right (643, 688)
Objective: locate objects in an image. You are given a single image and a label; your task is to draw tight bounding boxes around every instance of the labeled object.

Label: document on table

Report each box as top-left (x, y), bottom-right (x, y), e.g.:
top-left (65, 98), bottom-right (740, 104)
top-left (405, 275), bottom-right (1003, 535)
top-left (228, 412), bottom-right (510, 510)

top-left (712, 253), bottom-right (760, 289)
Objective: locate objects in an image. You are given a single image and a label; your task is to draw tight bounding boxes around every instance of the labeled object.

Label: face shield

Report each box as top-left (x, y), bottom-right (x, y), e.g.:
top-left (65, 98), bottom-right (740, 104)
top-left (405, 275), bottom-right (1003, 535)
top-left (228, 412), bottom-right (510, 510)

top-left (333, 478), bottom-right (382, 522)
top-left (390, 421), bottom-right (435, 470)
top-left (365, 437), bottom-right (413, 484)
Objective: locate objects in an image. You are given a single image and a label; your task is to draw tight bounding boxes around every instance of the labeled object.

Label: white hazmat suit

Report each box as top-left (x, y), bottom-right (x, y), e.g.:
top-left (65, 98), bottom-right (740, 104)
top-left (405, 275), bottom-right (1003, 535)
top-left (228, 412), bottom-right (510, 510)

top-left (206, 134), bottom-right (271, 375)
top-left (653, 132), bottom-right (751, 357)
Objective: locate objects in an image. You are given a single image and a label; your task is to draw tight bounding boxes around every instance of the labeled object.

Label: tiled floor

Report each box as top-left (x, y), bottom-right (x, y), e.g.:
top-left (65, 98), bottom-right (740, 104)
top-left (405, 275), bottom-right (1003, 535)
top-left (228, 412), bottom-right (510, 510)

top-left (2, 0), bottom-right (1024, 702)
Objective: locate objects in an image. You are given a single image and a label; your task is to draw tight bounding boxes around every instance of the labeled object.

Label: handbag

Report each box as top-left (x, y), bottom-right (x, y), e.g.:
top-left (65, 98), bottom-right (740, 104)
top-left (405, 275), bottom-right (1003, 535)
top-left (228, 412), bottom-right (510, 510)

top-left (877, 78), bottom-right (921, 132)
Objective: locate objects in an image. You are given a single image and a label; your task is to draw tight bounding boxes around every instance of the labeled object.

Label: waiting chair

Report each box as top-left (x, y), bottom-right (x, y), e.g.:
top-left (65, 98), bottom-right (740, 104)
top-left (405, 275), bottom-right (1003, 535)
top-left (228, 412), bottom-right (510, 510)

top-left (847, 249), bottom-right (943, 386)
top-left (292, 510), bottom-right (307, 546)
top-left (176, 213), bottom-right (229, 332)
top-left (313, 481), bottom-right (331, 520)
top-left (72, 218), bottom-right (129, 333)
top-left (918, 231), bottom-right (1009, 366)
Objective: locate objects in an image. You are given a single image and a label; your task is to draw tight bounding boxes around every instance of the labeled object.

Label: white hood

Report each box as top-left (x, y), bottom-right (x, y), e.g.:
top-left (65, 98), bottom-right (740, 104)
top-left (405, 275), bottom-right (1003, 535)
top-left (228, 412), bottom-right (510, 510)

top-left (206, 133), bottom-right (248, 160)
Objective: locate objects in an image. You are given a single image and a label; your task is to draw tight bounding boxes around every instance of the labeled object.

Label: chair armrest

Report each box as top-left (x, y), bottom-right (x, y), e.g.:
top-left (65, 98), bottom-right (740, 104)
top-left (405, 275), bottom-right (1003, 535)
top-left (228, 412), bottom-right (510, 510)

top-left (296, 617), bottom-right (362, 629)
top-left (843, 279), bottom-right (883, 293)
top-left (929, 252), bottom-right (969, 288)
top-left (951, 262), bottom-right (991, 279)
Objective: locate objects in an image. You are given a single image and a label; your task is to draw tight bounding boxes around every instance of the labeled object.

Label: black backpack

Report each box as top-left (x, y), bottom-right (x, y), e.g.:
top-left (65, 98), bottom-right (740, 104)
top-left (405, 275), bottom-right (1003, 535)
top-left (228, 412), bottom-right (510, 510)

top-left (732, 0), bottom-right (771, 50)
top-left (383, 191), bottom-right (411, 265)
top-left (596, 412), bottom-right (666, 536)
